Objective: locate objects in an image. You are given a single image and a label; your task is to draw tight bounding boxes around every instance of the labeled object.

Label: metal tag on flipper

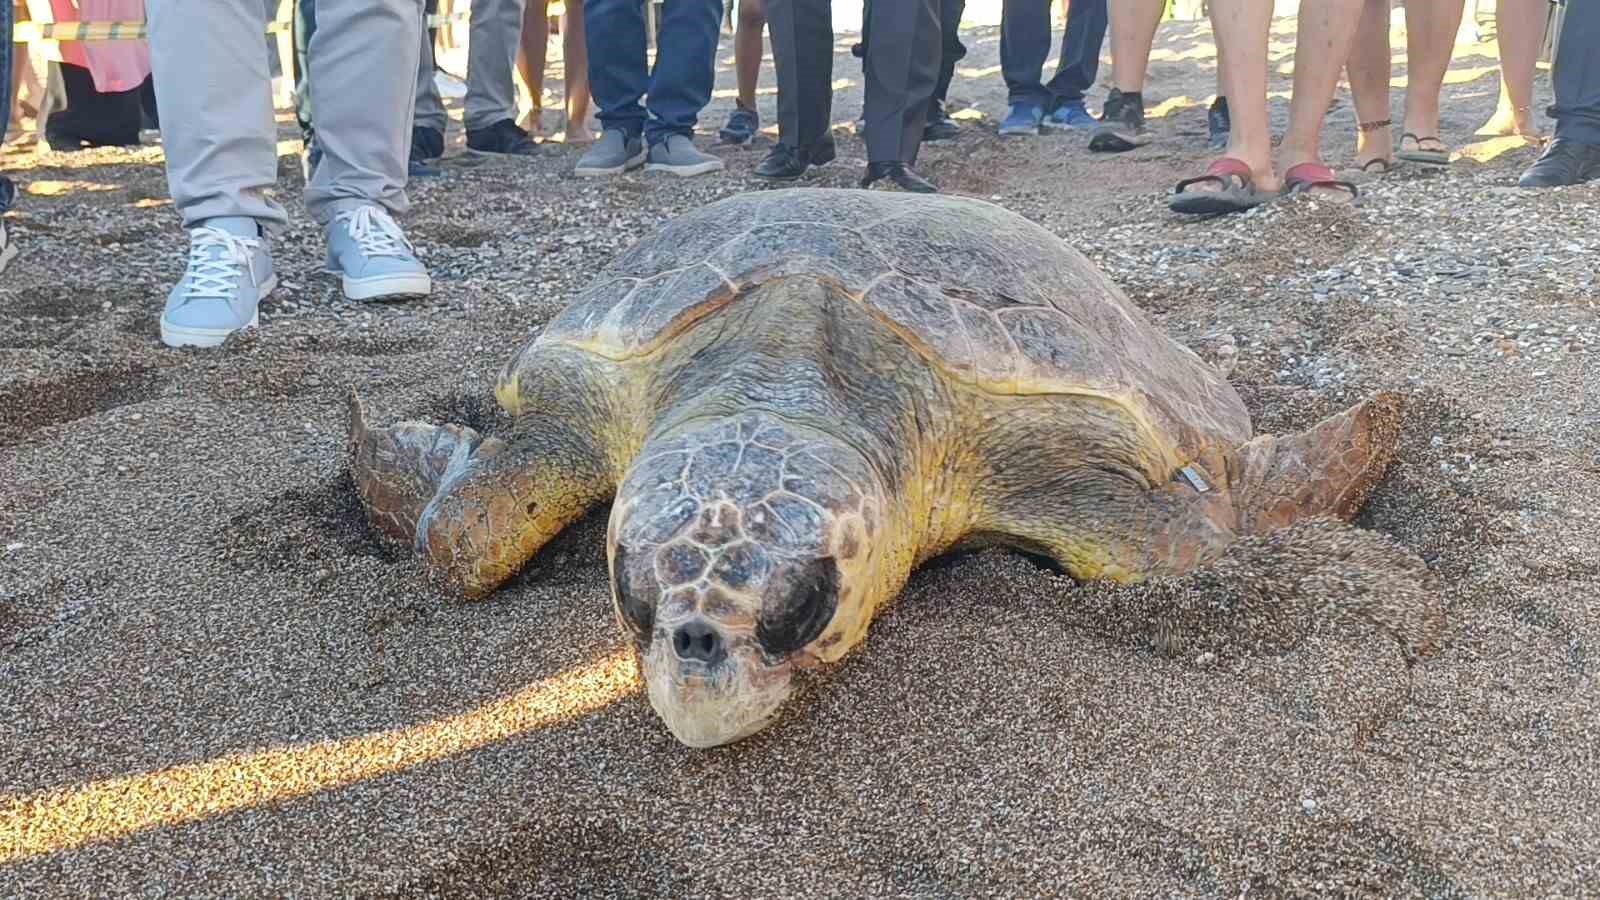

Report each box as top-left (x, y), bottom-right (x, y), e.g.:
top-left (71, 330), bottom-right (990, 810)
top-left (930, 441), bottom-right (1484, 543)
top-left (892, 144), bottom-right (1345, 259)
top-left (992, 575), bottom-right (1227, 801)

top-left (1178, 464), bottom-right (1212, 493)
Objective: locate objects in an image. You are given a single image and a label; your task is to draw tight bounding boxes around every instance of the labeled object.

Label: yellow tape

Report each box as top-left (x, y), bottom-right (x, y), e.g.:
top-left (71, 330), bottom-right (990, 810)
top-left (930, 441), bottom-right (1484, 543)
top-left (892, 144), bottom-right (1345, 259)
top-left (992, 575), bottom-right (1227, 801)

top-left (11, 11), bottom-right (474, 43)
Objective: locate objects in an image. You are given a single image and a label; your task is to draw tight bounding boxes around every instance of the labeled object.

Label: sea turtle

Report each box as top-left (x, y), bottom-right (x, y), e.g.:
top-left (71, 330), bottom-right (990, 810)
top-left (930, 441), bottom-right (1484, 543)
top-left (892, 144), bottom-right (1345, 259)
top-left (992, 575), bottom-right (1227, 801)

top-left (348, 188), bottom-right (1402, 748)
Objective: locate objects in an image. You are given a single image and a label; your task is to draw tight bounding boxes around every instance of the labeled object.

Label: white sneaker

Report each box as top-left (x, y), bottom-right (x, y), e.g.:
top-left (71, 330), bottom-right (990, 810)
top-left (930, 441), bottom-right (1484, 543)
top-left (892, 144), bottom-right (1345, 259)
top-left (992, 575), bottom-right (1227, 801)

top-left (159, 218), bottom-right (276, 349)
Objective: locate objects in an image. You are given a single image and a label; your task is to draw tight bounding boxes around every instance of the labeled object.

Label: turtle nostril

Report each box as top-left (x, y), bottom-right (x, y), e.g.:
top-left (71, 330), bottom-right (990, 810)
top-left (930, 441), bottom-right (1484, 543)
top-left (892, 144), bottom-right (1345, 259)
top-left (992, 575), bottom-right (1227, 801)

top-left (672, 619), bottom-right (726, 666)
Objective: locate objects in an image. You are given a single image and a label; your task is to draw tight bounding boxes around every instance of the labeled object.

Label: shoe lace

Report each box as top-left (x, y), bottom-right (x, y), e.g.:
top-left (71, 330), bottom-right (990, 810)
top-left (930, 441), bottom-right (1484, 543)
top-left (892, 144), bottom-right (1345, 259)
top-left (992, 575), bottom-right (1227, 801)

top-left (336, 206), bottom-right (415, 260)
top-left (182, 227), bottom-right (260, 301)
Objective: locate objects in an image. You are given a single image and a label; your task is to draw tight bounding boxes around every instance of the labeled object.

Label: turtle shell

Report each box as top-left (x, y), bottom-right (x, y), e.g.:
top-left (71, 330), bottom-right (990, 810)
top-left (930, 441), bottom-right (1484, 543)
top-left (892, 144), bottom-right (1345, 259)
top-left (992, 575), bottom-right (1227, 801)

top-left (519, 188), bottom-right (1250, 455)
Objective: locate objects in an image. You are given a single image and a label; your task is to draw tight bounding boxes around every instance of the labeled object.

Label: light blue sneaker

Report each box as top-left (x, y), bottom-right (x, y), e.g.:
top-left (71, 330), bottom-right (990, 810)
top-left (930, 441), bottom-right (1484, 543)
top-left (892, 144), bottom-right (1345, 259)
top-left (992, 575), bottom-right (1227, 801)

top-left (1043, 100), bottom-right (1096, 131)
top-left (998, 102), bottom-right (1044, 137)
top-left (159, 217), bottom-right (275, 349)
top-left (324, 205), bottom-right (432, 301)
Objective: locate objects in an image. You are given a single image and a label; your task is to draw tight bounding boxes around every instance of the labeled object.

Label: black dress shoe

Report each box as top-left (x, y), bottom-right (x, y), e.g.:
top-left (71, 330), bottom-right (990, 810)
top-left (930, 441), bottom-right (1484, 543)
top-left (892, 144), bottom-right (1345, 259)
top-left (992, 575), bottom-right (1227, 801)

top-left (1518, 137), bottom-right (1600, 188)
top-left (754, 141), bottom-right (837, 180)
top-left (860, 161), bottom-right (938, 193)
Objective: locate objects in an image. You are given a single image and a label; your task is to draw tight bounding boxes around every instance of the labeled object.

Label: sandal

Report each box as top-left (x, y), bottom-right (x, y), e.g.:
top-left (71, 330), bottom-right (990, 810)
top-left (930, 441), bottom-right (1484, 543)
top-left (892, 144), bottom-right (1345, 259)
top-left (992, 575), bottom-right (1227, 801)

top-left (1281, 162), bottom-right (1360, 204)
top-left (1398, 132), bottom-right (1450, 166)
top-left (1169, 157), bottom-right (1276, 215)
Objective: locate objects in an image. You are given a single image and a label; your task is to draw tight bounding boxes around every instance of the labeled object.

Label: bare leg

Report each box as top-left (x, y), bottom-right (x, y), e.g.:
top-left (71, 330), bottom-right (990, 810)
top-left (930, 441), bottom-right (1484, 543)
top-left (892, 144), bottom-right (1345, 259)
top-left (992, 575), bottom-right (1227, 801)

top-left (1478, 0), bottom-right (1545, 138)
top-left (1345, 0), bottom-right (1394, 170)
top-left (1276, 0), bottom-right (1365, 197)
top-left (560, 3), bottom-right (593, 142)
top-left (1200, 0), bottom-right (1278, 191)
top-left (516, 0), bottom-right (551, 137)
top-left (1398, 0), bottom-right (1465, 157)
top-left (1107, 0), bottom-right (1164, 93)
top-left (735, 0), bottom-right (767, 111)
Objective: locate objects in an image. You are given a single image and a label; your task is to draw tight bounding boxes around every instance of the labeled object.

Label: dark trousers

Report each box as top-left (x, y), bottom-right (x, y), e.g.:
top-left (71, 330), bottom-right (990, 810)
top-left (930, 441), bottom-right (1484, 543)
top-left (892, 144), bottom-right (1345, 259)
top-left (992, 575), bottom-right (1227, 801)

top-left (1552, 0), bottom-right (1600, 144)
top-left (47, 64), bottom-right (145, 149)
top-left (1000, 0), bottom-right (1107, 110)
top-left (584, 0), bottom-right (721, 144)
top-left (771, 0), bottom-right (941, 163)
top-left (860, 0), bottom-right (964, 107)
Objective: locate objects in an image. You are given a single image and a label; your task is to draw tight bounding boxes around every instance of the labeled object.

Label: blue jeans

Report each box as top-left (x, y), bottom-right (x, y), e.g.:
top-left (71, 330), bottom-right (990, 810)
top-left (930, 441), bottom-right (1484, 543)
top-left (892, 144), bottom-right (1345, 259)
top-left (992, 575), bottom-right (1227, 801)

top-left (1, 0), bottom-right (13, 211)
top-left (1000, 0), bottom-right (1108, 110)
top-left (583, 0), bottom-right (721, 144)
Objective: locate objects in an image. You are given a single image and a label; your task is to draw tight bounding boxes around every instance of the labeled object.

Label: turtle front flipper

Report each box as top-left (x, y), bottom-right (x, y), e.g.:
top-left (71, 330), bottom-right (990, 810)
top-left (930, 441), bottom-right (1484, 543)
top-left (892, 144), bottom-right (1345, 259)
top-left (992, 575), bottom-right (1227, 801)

top-left (348, 390), bottom-right (616, 598)
top-left (349, 391), bottom-right (501, 548)
top-left (1230, 391), bottom-right (1403, 535)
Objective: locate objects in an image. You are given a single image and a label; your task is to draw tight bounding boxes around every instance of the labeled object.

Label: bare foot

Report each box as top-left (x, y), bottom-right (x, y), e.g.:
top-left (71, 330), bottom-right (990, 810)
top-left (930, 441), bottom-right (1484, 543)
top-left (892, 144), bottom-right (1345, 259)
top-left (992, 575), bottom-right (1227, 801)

top-left (1352, 122), bottom-right (1394, 179)
top-left (562, 120), bottom-right (596, 144)
top-left (1475, 105), bottom-right (1544, 142)
top-left (518, 108), bottom-right (548, 140)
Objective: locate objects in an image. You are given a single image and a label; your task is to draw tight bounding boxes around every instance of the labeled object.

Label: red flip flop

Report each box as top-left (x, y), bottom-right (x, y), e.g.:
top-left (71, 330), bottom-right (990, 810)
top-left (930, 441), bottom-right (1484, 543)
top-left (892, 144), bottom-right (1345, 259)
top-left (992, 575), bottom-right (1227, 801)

top-left (1169, 157), bottom-right (1276, 215)
top-left (1281, 162), bottom-right (1360, 204)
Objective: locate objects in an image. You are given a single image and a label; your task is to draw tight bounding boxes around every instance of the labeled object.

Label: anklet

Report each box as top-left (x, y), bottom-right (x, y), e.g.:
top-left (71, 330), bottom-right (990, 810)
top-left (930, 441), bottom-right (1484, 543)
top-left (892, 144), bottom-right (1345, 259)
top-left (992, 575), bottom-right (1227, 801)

top-left (1358, 118), bottom-right (1392, 133)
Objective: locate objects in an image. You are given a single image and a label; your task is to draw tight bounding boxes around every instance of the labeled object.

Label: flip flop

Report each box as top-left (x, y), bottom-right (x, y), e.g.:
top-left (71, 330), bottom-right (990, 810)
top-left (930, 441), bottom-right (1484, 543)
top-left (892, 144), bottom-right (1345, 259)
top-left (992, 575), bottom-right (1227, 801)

top-left (1281, 162), bottom-right (1360, 205)
top-left (1169, 157), bottom-right (1275, 215)
top-left (1397, 132), bottom-right (1450, 166)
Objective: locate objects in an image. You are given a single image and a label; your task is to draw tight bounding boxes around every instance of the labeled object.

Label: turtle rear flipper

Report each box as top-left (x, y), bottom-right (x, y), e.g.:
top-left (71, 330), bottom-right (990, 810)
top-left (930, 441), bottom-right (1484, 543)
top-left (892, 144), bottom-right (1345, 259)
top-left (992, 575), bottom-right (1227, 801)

top-left (1231, 391), bottom-right (1403, 534)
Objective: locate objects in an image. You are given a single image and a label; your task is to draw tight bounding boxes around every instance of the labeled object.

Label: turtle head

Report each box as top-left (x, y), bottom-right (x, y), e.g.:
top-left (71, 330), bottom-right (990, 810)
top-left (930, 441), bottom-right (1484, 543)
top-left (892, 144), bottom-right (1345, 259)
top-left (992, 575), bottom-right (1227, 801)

top-left (607, 415), bottom-right (883, 748)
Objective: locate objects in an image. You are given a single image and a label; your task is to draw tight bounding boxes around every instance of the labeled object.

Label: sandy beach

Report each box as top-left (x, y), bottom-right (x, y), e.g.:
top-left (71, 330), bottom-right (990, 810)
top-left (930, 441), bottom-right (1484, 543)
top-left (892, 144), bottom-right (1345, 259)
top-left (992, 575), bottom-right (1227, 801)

top-left (2, 15), bottom-right (1598, 897)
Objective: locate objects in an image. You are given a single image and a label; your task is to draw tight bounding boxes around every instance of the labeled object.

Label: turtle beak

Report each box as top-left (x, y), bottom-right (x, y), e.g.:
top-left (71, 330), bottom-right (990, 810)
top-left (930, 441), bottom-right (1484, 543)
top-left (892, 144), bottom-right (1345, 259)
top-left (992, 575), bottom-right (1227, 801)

top-left (641, 632), bottom-right (794, 749)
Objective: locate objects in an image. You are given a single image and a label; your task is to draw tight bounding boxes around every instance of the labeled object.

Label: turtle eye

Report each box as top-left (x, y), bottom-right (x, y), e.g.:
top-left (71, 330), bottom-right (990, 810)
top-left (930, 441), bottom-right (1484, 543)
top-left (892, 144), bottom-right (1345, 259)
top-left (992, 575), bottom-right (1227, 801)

top-left (757, 557), bottom-right (839, 657)
top-left (612, 544), bottom-right (656, 648)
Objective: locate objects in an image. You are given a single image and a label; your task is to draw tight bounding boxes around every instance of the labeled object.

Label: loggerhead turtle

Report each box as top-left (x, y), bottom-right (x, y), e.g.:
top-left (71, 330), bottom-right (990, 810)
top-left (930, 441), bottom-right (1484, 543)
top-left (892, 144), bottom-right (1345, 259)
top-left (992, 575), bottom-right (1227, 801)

top-left (348, 188), bottom-right (1402, 749)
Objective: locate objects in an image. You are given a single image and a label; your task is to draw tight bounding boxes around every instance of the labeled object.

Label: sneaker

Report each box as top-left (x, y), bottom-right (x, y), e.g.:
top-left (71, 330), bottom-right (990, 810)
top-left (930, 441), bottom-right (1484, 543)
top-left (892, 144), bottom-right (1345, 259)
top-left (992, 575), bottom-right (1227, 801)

top-left (465, 118), bottom-right (540, 157)
top-left (923, 100), bottom-right (961, 142)
top-left (1207, 97), bottom-right (1230, 150)
top-left (410, 125), bottom-right (445, 178)
top-left (574, 129), bottom-right (647, 177)
top-left (998, 102), bottom-right (1044, 137)
top-left (324, 205), bottom-right (431, 301)
top-left (645, 133), bottom-right (725, 177)
top-left (159, 218), bottom-right (275, 349)
top-left (1043, 100), bottom-right (1096, 131)
top-left (1089, 89), bottom-right (1151, 153)
top-left (719, 104), bottom-right (760, 145)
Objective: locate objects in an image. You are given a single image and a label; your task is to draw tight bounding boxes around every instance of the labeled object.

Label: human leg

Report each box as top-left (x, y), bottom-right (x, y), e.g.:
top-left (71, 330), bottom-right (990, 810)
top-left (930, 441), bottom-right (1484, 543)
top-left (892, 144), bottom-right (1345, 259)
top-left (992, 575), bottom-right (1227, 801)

top-left (1276, 0), bottom-right (1365, 197)
top-left (860, 0), bottom-right (941, 191)
top-left (756, 0), bottom-right (836, 179)
top-left (574, 0), bottom-right (648, 174)
top-left (1041, 0), bottom-right (1107, 129)
top-left (516, 0), bottom-right (551, 136)
top-left (1345, 0), bottom-right (1395, 171)
top-left (1088, 0), bottom-right (1159, 151)
top-left (560, 2), bottom-right (593, 142)
top-left (999, 0), bottom-right (1053, 135)
top-left (1396, 0), bottom-right (1465, 164)
top-left (464, 0), bottom-right (537, 153)
top-left (720, 0), bottom-right (767, 145)
top-left (309, 0), bottom-right (432, 299)
top-left (641, 0), bottom-right (723, 175)
top-left (1519, 0), bottom-right (1600, 186)
top-left (923, 0), bottom-right (964, 140)
top-left (1169, 0), bottom-right (1278, 211)
top-left (1478, 0), bottom-right (1546, 137)
top-left (147, 0), bottom-right (282, 347)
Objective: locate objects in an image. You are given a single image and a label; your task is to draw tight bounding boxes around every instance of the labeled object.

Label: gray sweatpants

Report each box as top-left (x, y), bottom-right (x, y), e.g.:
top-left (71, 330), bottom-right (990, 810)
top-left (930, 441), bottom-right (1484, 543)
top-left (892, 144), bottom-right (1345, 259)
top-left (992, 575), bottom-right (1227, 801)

top-left (148, 0), bottom-right (423, 231)
top-left (414, 0), bottom-right (525, 134)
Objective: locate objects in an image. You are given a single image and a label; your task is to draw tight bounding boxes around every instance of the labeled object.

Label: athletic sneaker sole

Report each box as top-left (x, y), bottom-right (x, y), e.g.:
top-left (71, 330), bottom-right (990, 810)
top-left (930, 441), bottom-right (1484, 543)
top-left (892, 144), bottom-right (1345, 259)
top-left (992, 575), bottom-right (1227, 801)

top-left (645, 159), bottom-right (726, 177)
top-left (998, 124), bottom-right (1040, 137)
top-left (158, 274), bottom-right (276, 349)
top-left (574, 148), bottom-right (648, 177)
top-left (326, 269), bottom-right (433, 301)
